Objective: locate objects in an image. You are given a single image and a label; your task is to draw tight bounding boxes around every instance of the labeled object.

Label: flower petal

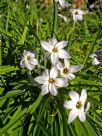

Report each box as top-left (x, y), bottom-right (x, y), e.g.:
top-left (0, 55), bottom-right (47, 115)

top-left (25, 61), bottom-right (35, 70)
top-left (89, 53), bottom-right (97, 58)
top-left (67, 73), bottom-right (75, 80)
top-left (20, 59), bottom-right (25, 68)
top-left (41, 41), bottom-right (51, 52)
top-left (68, 109), bottom-right (78, 124)
top-left (55, 41), bottom-right (68, 49)
top-left (92, 58), bottom-right (100, 65)
top-left (64, 100), bottom-right (74, 109)
top-left (78, 111), bottom-right (86, 122)
top-left (50, 67), bottom-right (58, 78)
top-left (29, 58), bottom-right (38, 66)
top-left (58, 14), bottom-right (68, 22)
top-left (58, 49), bottom-right (71, 59)
top-left (48, 38), bottom-right (58, 45)
top-left (34, 76), bottom-right (48, 84)
top-left (59, 0), bottom-right (66, 8)
top-left (69, 65), bottom-right (83, 73)
top-left (49, 84), bottom-right (58, 96)
top-left (64, 59), bottom-right (70, 68)
top-left (23, 50), bottom-right (35, 58)
top-left (85, 102), bottom-right (90, 112)
top-left (80, 89), bottom-right (87, 104)
top-left (51, 53), bottom-right (59, 65)
top-left (56, 61), bottom-right (63, 70)
top-left (42, 69), bottom-right (49, 77)
top-left (55, 78), bottom-right (68, 87)
top-left (41, 84), bottom-right (49, 95)
top-left (23, 50), bottom-right (28, 56)
top-left (69, 91), bottom-right (79, 102)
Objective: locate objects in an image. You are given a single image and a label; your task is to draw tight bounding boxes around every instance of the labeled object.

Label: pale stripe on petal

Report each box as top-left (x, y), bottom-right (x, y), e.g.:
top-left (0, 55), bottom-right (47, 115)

top-left (50, 67), bottom-right (58, 78)
top-left (68, 109), bottom-right (78, 124)
top-left (58, 49), bottom-right (71, 59)
top-left (67, 73), bottom-right (75, 80)
top-left (69, 65), bottom-right (83, 73)
top-left (25, 61), bottom-right (35, 70)
top-left (69, 91), bottom-right (79, 102)
top-left (64, 59), bottom-right (70, 68)
top-left (51, 53), bottom-right (59, 65)
top-left (78, 111), bottom-right (86, 122)
top-left (49, 84), bottom-right (58, 96)
top-left (34, 76), bottom-right (48, 84)
top-left (80, 89), bottom-right (87, 104)
top-left (56, 61), bottom-right (63, 71)
top-left (29, 58), bottom-right (38, 65)
top-left (55, 41), bottom-right (68, 49)
top-left (41, 41), bottom-right (52, 52)
top-left (64, 100), bottom-right (74, 109)
top-left (55, 78), bottom-right (68, 87)
top-left (41, 84), bottom-right (49, 95)
top-left (48, 38), bottom-right (58, 45)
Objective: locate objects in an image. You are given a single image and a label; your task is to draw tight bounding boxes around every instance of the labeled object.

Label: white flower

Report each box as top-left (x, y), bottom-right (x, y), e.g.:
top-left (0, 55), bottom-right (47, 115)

top-left (90, 53), bottom-right (100, 65)
top-left (41, 38), bottom-right (70, 65)
top-left (34, 67), bottom-right (68, 96)
top-left (20, 50), bottom-right (38, 70)
top-left (56, 59), bottom-right (83, 80)
top-left (55, 0), bottom-right (68, 8)
top-left (58, 14), bottom-right (68, 22)
top-left (64, 89), bottom-right (90, 124)
top-left (70, 9), bottom-right (85, 22)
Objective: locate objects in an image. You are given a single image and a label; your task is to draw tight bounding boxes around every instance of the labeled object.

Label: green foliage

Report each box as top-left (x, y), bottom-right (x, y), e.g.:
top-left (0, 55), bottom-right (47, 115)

top-left (0, 0), bottom-right (102, 135)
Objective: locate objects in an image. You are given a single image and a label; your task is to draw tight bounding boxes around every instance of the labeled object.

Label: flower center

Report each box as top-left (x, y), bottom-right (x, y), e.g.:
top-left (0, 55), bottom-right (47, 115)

top-left (52, 47), bottom-right (57, 53)
top-left (63, 68), bottom-right (69, 74)
top-left (48, 78), bottom-right (55, 83)
top-left (76, 101), bottom-right (82, 109)
top-left (75, 11), bottom-right (79, 15)
top-left (27, 56), bottom-right (31, 60)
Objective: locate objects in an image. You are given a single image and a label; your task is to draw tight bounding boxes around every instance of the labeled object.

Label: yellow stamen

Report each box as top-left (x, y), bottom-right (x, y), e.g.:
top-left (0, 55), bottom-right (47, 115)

top-left (76, 101), bottom-right (82, 109)
top-left (63, 68), bottom-right (69, 74)
top-left (27, 56), bottom-right (31, 60)
top-left (52, 47), bottom-right (57, 53)
top-left (48, 78), bottom-right (55, 83)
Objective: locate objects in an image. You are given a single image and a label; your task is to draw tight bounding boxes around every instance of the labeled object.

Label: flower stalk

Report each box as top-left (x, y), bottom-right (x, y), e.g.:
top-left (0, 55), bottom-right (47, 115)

top-left (0, 36), bottom-right (2, 65)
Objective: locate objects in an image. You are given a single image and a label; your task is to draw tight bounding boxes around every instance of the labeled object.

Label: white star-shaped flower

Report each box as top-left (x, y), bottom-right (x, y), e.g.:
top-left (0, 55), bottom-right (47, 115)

top-left (70, 9), bottom-right (85, 22)
top-left (64, 89), bottom-right (90, 124)
top-left (20, 50), bottom-right (38, 70)
top-left (41, 38), bottom-right (71, 65)
top-left (58, 14), bottom-right (68, 22)
top-left (55, 0), bottom-right (69, 8)
top-left (56, 59), bottom-right (83, 80)
top-left (90, 53), bottom-right (100, 65)
top-left (34, 67), bottom-right (68, 96)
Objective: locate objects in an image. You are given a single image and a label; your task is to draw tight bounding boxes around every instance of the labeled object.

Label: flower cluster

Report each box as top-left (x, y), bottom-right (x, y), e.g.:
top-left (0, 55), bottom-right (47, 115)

top-left (55, 0), bottom-right (87, 23)
top-left (19, 0), bottom-right (95, 125)
top-left (19, 37), bottom-right (90, 124)
top-left (33, 38), bottom-right (83, 96)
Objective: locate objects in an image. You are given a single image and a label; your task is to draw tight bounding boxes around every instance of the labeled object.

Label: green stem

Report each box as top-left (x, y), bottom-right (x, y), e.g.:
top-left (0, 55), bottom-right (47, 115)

top-left (51, 1), bottom-right (58, 37)
top-left (0, 35), bottom-right (2, 65)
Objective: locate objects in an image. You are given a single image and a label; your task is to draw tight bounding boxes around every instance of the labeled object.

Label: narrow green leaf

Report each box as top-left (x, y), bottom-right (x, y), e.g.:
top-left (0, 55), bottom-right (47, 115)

top-left (18, 26), bottom-right (28, 45)
top-left (0, 66), bottom-right (19, 75)
top-left (28, 94), bottom-right (43, 114)
top-left (0, 106), bottom-right (27, 134)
